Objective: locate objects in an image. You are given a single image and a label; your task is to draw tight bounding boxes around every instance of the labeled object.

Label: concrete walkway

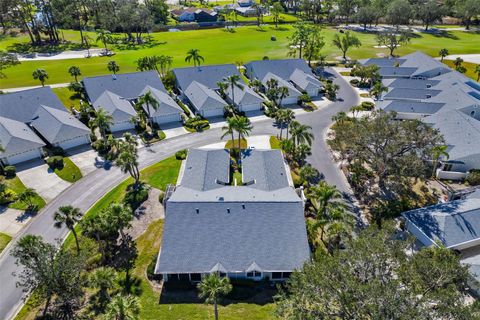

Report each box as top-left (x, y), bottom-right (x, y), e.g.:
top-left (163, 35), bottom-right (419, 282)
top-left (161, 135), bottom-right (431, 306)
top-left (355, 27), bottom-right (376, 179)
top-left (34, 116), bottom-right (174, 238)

top-left (16, 48), bottom-right (105, 61)
top-left (440, 54), bottom-right (480, 64)
top-left (2, 83), bottom-right (70, 93)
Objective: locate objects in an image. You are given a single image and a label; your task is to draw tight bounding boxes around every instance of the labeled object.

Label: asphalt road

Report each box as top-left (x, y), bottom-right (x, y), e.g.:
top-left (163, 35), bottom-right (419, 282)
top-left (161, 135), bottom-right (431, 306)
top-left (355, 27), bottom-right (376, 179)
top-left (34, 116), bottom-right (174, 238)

top-left (0, 68), bottom-right (358, 319)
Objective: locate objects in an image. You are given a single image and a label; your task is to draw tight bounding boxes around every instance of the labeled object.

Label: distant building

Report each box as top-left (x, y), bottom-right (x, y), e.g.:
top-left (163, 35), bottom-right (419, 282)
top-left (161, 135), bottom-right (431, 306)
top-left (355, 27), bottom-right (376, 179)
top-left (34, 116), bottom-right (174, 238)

top-left (155, 148), bottom-right (310, 282)
top-left (171, 8), bottom-right (218, 23)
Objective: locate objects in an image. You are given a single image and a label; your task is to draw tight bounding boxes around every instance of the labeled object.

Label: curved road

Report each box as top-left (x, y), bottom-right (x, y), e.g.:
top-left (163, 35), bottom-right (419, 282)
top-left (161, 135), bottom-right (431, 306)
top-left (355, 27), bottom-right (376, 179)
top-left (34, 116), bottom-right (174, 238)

top-left (0, 68), bottom-right (359, 320)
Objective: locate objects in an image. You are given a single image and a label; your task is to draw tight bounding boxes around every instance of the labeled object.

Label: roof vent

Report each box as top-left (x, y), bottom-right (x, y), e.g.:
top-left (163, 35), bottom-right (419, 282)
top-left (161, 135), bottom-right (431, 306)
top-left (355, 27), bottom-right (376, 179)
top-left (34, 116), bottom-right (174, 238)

top-left (112, 74), bottom-right (117, 80)
top-left (242, 204), bottom-right (245, 209)
top-left (218, 197), bottom-right (224, 201)
top-left (227, 208), bottom-right (230, 213)
top-left (195, 208), bottom-right (199, 214)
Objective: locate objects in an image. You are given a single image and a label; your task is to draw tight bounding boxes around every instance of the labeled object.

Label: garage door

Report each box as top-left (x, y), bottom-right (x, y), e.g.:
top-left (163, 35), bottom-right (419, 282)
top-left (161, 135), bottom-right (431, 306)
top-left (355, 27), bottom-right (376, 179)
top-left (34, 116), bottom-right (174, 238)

top-left (111, 121), bottom-right (135, 132)
top-left (241, 103), bottom-right (262, 112)
top-left (57, 135), bottom-right (90, 150)
top-left (5, 149), bottom-right (42, 165)
top-left (281, 97), bottom-right (299, 106)
top-left (154, 114), bottom-right (181, 124)
top-left (307, 89), bottom-right (319, 97)
top-left (202, 108), bottom-right (224, 118)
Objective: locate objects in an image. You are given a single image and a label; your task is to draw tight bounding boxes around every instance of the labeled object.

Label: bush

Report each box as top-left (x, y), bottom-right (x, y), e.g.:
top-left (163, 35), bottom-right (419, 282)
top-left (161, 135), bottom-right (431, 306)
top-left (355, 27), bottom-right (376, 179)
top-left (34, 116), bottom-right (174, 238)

top-left (4, 166), bottom-right (16, 178)
top-left (175, 149), bottom-right (188, 160)
top-left (466, 170), bottom-right (480, 186)
top-left (349, 79), bottom-right (359, 87)
top-left (299, 93), bottom-right (312, 103)
top-left (146, 255), bottom-right (162, 281)
top-left (185, 116), bottom-right (209, 132)
top-left (50, 146), bottom-right (65, 156)
top-left (177, 100), bottom-right (191, 116)
top-left (124, 183), bottom-right (150, 210)
top-left (89, 132), bottom-right (97, 142)
top-left (158, 191), bottom-right (165, 204)
top-left (361, 101), bottom-right (375, 110)
top-left (46, 156), bottom-right (64, 169)
top-left (0, 189), bottom-right (17, 204)
top-left (230, 278), bottom-right (256, 287)
top-left (344, 60), bottom-right (358, 68)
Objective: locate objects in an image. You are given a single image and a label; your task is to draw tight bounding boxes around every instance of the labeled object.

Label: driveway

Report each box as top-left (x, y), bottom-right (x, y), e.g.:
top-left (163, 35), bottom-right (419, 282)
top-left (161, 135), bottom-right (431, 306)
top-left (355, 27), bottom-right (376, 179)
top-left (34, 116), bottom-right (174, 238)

top-left (68, 145), bottom-right (99, 176)
top-left (0, 68), bottom-right (360, 320)
top-left (161, 123), bottom-right (189, 139)
top-left (16, 161), bottom-right (71, 202)
top-left (247, 135), bottom-right (271, 149)
top-left (0, 208), bottom-right (32, 237)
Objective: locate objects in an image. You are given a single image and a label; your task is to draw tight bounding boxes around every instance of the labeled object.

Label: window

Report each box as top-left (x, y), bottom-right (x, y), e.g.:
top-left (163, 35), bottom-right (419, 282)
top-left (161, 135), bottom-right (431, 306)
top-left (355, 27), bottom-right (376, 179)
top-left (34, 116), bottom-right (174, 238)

top-left (282, 272), bottom-right (292, 278)
top-left (272, 272), bottom-right (282, 279)
top-left (254, 271), bottom-right (261, 277)
top-left (247, 272), bottom-right (254, 277)
top-left (219, 272), bottom-right (226, 277)
top-left (190, 273), bottom-right (201, 282)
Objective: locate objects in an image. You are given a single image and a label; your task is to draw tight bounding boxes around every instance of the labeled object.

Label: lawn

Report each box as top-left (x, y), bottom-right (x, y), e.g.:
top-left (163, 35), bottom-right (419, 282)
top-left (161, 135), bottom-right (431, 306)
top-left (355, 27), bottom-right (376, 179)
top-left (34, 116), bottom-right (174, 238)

top-left (443, 60), bottom-right (479, 81)
top-left (269, 136), bottom-right (281, 149)
top-left (0, 232), bottom-right (12, 254)
top-left (4, 176), bottom-right (46, 211)
top-left (2, 26), bottom-right (480, 89)
top-left (53, 157), bottom-right (83, 183)
top-left (225, 138), bottom-right (247, 149)
top-left (51, 87), bottom-right (82, 111)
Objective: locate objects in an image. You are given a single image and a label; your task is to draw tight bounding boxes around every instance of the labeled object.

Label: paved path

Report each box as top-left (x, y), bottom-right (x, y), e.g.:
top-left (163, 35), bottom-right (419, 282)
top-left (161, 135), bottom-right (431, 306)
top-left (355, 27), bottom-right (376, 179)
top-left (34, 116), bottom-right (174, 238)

top-left (0, 68), bottom-right (358, 320)
top-left (16, 49), bottom-right (105, 61)
top-left (440, 54), bottom-right (480, 64)
top-left (2, 83), bottom-right (70, 93)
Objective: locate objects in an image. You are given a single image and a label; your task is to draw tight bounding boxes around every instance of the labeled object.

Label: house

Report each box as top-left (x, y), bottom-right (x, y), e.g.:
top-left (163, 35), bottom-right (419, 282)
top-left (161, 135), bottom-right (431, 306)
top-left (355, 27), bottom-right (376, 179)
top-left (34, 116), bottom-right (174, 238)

top-left (184, 81), bottom-right (227, 118)
top-left (171, 8), bottom-right (218, 23)
top-left (0, 117), bottom-right (45, 165)
top-left (235, 6), bottom-right (257, 17)
top-left (30, 106), bottom-right (90, 150)
top-left (83, 71), bottom-right (182, 131)
top-left (402, 190), bottom-right (480, 296)
top-left (0, 87), bottom-right (90, 158)
top-left (155, 148), bottom-right (310, 282)
top-left (245, 59), bottom-right (322, 101)
top-left (238, 0), bottom-right (254, 7)
top-left (139, 86), bottom-right (183, 125)
top-left (225, 85), bottom-right (263, 112)
top-left (262, 72), bottom-right (302, 105)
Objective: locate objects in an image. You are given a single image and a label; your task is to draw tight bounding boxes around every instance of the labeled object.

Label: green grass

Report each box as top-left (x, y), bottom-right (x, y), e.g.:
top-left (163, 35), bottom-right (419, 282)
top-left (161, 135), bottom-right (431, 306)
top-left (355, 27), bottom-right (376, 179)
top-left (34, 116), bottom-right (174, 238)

top-left (443, 60), bottom-right (479, 81)
top-left (5, 176), bottom-right (46, 211)
top-left (140, 156), bottom-right (182, 190)
top-left (4, 26), bottom-right (480, 89)
top-left (225, 138), bottom-right (247, 149)
top-left (233, 171), bottom-right (243, 186)
top-left (51, 87), bottom-right (82, 111)
top-left (53, 157), bottom-right (83, 183)
top-left (269, 136), bottom-right (281, 149)
top-left (0, 232), bottom-right (12, 254)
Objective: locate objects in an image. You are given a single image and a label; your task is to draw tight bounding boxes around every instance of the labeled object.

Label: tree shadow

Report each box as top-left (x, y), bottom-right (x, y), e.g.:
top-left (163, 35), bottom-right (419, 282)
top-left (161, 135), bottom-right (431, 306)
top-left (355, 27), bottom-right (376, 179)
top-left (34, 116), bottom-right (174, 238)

top-left (427, 30), bottom-right (460, 40)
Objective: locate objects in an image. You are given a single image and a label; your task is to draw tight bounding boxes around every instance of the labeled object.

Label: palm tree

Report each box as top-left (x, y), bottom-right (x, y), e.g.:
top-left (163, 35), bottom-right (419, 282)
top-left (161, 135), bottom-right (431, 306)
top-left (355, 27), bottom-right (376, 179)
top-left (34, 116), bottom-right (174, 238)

top-left (278, 86), bottom-right (289, 107)
top-left (108, 60), bottom-right (120, 75)
top-left (283, 109), bottom-right (295, 140)
top-left (197, 274), bottom-right (232, 320)
top-left (233, 116), bottom-right (253, 152)
top-left (431, 145), bottom-right (449, 178)
top-left (453, 57), bottom-right (464, 69)
top-left (158, 55), bottom-right (173, 76)
top-left (475, 64), bottom-right (480, 82)
top-left (370, 81), bottom-right (388, 100)
top-left (289, 121), bottom-right (314, 147)
top-left (221, 117), bottom-right (236, 148)
top-left (32, 68), bottom-right (48, 87)
top-left (17, 188), bottom-right (37, 211)
top-left (224, 75), bottom-right (244, 109)
top-left (137, 91), bottom-right (159, 131)
top-left (53, 205), bottom-right (83, 254)
top-left (439, 48), bottom-right (449, 62)
top-left (115, 133), bottom-right (141, 188)
top-left (89, 267), bottom-right (117, 305)
top-left (216, 81), bottom-right (229, 99)
top-left (96, 29), bottom-right (112, 52)
top-left (185, 49), bottom-right (205, 67)
top-left (104, 202), bottom-right (133, 242)
top-left (68, 66), bottom-right (81, 82)
top-left (331, 111), bottom-right (349, 125)
top-left (332, 31), bottom-right (361, 61)
top-left (90, 107), bottom-right (114, 139)
top-left (105, 294), bottom-right (140, 320)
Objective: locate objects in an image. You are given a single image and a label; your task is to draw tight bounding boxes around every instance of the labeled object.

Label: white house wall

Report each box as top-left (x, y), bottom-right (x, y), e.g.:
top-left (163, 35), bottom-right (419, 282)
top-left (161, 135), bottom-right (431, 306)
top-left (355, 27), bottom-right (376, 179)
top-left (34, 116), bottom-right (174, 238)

top-left (56, 135), bottom-right (90, 150)
top-left (3, 148), bottom-right (42, 165)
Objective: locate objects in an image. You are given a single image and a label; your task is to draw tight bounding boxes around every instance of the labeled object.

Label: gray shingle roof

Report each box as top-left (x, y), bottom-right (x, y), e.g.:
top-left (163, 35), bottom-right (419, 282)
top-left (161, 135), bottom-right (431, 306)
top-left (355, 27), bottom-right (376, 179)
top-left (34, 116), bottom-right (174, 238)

top-left (402, 192), bottom-right (480, 248)
top-left (140, 86), bottom-right (182, 117)
top-left (30, 106), bottom-right (90, 144)
top-left (92, 90), bottom-right (137, 122)
top-left (184, 81), bottom-right (227, 112)
top-left (179, 148), bottom-right (230, 191)
top-left (401, 51), bottom-right (450, 77)
top-left (380, 100), bottom-right (445, 114)
top-left (360, 57), bottom-right (405, 67)
top-left (173, 64), bottom-right (241, 91)
top-left (385, 78), bottom-right (441, 89)
top-left (156, 201), bottom-right (310, 274)
top-left (83, 71), bottom-right (166, 103)
top-left (289, 68), bottom-right (323, 92)
top-left (225, 85), bottom-right (263, 107)
top-left (245, 58), bottom-right (313, 82)
top-left (0, 116), bottom-right (45, 157)
top-left (0, 87), bottom-right (66, 123)
top-left (242, 149), bottom-right (290, 191)
top-left (378, 66), bottom-right (417, 77)
top-left (384, 88), bottom-right (442, 100)
top-left (424, 110), bottom-right (480, 167)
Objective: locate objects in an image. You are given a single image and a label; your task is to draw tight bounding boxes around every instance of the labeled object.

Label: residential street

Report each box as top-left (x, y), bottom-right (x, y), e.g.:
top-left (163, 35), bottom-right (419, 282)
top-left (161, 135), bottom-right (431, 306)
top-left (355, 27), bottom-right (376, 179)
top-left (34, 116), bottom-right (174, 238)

top-left (0, 68), bottom-right (358, 320)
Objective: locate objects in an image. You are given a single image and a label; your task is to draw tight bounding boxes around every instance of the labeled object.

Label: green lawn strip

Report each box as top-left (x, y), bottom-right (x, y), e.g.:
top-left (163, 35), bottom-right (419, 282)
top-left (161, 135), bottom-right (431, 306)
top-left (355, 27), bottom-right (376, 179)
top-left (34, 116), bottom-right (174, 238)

top-left (5, 26), bottom-right (480, 88)
top-left (0, 232), bottom-right (12, 253)
top-left (53, 157), bottom-right (83, 183)
top-left (5, 176), bottom-right (46, 211)
top-left (443, 60), bottom-right (479, 81)
top-left (269, 136), bottom-right (281, 149)
top-left (225, 138), bottom-right (247, 149)
top-left (51, 87), bottom-right (82, 111)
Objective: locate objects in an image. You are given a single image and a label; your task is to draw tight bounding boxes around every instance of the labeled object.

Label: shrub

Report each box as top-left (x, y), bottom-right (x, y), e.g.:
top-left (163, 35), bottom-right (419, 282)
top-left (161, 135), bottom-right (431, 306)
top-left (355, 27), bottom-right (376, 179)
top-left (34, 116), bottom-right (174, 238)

top-left (0, 189), bottom-right (17, 204)
top-left (50, 146), bottom-right (65, 156)
top-left (146, 255), bottom-right (162, 280)
top-left (185, 116), bottom-right (209, 132)
top-left (47, 156), bottom-right (64, 169)
top-left (299, 93), bottom-right (312, 103)
top-left (466, 170), bottom-right (480, 186)
top-left (349, 79), bottom-right (359, 87)
top-left (361, 101), bottom-right (375, 110)
top-left (158, 191), bottom-right (165, 204)
top-left (162, 71), bottom-right (176, 92)
top-left (124, 183), bottom-right (150, 210)
top-left (89, 132), bottom-right (97, 142)
top-left (344, 60), bottom-right (357, 68)
top-left (175, 149), bottom-right (188, 160)
top-left (4, 166), bottom-right (16, 177)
